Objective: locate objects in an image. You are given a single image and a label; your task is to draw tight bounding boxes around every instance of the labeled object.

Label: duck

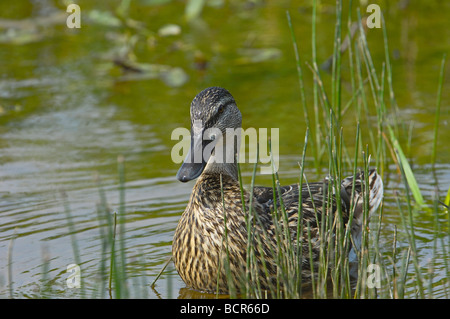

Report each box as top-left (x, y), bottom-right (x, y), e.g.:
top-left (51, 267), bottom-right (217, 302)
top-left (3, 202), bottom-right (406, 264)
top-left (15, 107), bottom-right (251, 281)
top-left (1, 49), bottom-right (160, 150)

top-left (172, 87), bottom-right (383, 294)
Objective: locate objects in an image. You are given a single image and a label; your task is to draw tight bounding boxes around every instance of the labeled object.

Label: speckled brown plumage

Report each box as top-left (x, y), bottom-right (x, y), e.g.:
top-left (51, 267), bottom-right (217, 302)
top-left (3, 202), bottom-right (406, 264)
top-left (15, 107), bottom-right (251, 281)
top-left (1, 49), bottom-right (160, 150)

top-left (172, 87), bottom-right (383, 294)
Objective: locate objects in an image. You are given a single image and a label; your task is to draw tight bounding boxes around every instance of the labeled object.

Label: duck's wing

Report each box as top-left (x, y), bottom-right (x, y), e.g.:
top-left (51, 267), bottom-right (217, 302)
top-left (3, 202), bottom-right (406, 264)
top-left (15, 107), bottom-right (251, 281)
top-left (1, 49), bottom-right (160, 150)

top-left (253, 169), bottom-right (383, 230)
top-left (254, 180), bottom-right (334, 210)
top-left (253, 184), bottom-right (298, 209)
top-left (253, 180), bottom-right (334, 229)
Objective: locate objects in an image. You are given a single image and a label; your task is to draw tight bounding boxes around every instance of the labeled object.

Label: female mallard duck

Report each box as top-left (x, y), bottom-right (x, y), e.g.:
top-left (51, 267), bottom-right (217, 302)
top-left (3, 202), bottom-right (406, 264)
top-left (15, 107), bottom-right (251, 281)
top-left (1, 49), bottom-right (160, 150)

top-left (172, 87), bottom-right (383, 294)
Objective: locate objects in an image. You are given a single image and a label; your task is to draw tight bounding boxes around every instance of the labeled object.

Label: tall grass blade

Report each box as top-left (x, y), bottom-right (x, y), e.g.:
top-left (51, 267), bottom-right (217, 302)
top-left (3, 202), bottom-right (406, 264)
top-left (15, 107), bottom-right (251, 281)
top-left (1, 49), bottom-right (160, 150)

top-left (61, 191), bottom-right (85, 297)
top-left (388, 126), bottom-right (424, 206)
top-left (432, 53), bottom-right (447, 165)
top-left (445, 184), bottom-right (450, 208)
top-left (381, 12), bottom-right (399, 127)
top-left (117, 155), bottom-right (128, 298)
top-left (331, 0), bottom-right (343, 124)
top-left (151, 257), bottom-right (172, 288)
top-left (397, 155), bottom-right (425, 298)
top-left (286, 11), bottom-right (309, 130)
top-left (109, 212), bottom-right (119, 298)
top-left (7, 229), bottom-right (17, 299)
top-left (295, 128), bottom-right (309, 297)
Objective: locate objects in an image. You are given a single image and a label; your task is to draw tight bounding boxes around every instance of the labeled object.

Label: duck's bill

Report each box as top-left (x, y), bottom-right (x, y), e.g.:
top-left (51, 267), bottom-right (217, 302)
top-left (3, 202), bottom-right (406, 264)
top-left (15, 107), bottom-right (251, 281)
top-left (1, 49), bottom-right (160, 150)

top-left (176, 128), bottom-right (214, 182)
top-left (176, 158), bottom-right (206, 183)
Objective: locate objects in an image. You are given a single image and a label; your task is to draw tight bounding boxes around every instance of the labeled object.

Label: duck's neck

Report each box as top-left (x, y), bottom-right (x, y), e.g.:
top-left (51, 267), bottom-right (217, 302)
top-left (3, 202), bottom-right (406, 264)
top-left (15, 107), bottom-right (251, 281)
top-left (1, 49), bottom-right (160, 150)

top-left (204, 160), bottom-right (238, 181)
top-left (203, 135), bottom-right (240, 181)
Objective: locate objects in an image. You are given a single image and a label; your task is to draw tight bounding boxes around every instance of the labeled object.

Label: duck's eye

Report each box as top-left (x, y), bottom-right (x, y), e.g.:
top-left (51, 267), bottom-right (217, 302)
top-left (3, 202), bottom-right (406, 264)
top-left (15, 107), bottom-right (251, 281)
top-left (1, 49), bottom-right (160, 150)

top-left (217, 106), bottom-right (224, 114)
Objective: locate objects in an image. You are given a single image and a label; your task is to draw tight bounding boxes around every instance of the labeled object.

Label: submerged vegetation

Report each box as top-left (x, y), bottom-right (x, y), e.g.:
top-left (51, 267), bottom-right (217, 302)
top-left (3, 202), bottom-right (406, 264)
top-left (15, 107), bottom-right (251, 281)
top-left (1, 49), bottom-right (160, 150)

top-left (1, 0), bottom-right (449, 299)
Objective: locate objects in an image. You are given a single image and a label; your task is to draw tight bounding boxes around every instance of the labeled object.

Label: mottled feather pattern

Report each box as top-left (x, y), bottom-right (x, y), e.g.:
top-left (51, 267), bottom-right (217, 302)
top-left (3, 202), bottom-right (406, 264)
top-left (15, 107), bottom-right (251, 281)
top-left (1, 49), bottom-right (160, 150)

top-left (173, 173), bottom-right (277, 293)
top-left (172, 169), bottom-right (383, 293)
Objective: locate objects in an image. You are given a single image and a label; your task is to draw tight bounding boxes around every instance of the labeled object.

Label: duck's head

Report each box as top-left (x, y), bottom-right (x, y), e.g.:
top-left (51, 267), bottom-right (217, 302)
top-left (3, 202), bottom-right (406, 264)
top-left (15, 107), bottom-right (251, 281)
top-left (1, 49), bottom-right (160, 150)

top-left (176, 87), bottom-right (242, 182)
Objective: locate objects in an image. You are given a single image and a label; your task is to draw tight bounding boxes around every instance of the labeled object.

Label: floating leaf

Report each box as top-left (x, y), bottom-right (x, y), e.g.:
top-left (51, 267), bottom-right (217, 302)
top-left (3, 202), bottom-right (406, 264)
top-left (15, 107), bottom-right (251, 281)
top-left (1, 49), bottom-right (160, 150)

top-left (160, 67), bottom-right (189, 87)
top-left (88, 10), bottom-right (122, 27)
top-left (236, 48), bottom-right (282, 64)
top-left (0, 12), bottom-right (66, 45)
top-left (158, 24), bottom-right (181, 37)
top-left (185, 0), bottom-right (206, 22)
top-left (0, 28), bottom-right (44, 44)
top-left (113, 59), bottom-right (188, 87)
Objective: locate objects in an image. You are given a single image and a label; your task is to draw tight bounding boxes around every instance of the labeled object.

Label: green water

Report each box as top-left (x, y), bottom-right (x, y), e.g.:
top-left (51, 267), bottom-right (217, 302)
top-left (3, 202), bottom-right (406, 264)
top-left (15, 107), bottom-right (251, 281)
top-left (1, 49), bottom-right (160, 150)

top-left (0, 0), bottom-right (449, 298)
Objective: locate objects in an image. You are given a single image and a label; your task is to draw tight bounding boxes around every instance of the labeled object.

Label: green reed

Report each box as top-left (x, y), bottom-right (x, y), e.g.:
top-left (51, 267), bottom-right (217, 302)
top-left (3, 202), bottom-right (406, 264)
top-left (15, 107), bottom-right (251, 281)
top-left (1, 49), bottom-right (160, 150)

top-left (7, 228), bottom-right (17, 299)
top-left (106, 156), bottom-right (129, 298)
top-left (432, 53), bottom-right (447, 165)
top-left (62, 190), bottom-right (85, 298)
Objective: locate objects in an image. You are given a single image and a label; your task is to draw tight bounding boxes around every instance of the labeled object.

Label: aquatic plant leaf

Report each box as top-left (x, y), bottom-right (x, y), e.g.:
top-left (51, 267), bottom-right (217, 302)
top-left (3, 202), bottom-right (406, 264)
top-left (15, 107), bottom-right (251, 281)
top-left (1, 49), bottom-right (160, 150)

top-left (445, 184), bottom-right (450, 208)
top-left (160, 67), bottom-right (189, 87)
top-left (185, 0), bottom-right (206, 22)
top-left (158, 24), bottom-right (181, 37)
top-left (141, 0), bottom-right (172, 5)
top-left (388, 126), bottom-right (424, 206)
top-left (0, 13), bottom-right (66, 45)
top-left (88, 10), bottom-right (122, 27)
top-left (0, 29), bottom-right (44, 44)
top-left (113, 59), bottom-right (188, 87)
top-left (236, 48), bottom-right (282, 64)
